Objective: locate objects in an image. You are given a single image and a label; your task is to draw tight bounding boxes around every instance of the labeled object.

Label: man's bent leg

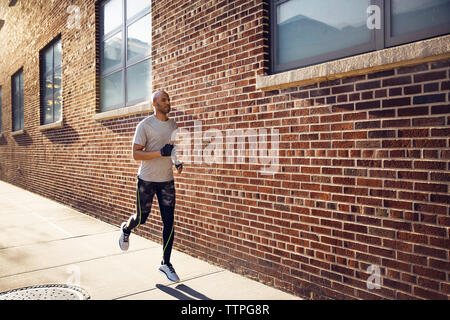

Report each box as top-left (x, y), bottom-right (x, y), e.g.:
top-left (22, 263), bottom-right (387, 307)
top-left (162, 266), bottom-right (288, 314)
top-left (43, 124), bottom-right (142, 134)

top-left (124, 178), bottom-right (155, 233)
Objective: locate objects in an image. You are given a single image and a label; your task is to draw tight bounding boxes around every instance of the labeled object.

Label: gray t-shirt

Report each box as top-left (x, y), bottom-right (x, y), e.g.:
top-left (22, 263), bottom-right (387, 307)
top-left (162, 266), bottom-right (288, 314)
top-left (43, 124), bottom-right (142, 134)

top-left (133, 114), bottom-right (178, 182)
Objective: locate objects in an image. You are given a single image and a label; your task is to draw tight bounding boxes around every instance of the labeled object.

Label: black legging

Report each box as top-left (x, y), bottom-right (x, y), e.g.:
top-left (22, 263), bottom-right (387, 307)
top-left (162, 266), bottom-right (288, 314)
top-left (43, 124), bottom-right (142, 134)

top-left (124, 178), bottom-right (175, 265)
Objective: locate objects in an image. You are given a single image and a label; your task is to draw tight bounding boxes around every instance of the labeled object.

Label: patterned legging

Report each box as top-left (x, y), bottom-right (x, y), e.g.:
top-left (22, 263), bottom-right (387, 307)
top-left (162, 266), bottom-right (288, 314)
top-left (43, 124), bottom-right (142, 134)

top-left (124, 178), bottom-right (176, 264)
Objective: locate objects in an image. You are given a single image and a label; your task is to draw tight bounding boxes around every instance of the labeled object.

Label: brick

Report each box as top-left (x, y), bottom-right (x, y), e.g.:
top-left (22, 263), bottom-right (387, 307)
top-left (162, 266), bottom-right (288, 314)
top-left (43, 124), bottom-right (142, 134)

top-left (415, 182), bottom-right (447, 193)
top-left (397, 63), bottom-right (429, 74)
top-left (430, 59), bottom-right (450, 69)
top-left (413, 224), bottom-right (447, 237)
top-left (414, 161), bottom-right (446, 170)
top-left (368, 69), bottom-right (395, 79)
top-left (413, 71), bottom-right (447, 83)
top-left (424, 82), bottom-right (439, 93)
top-left (369, 109), bottom-right (395, 119)
top-left (398, 129), bottom-right (428, 138)
top-left (382, 119), bottom-right (410, 128)
top-left (382, 97), bottom-right (411, 108)
top-left (413, 94), bottom-right (445, 105)
top-left (368, 130), bottom-right (395, 138)
top-left (403, 85), bottom-right (422, 95)
top-left (397, 106), bottom-right (428, 117)
top-left (332, 84), bottom-right (354, 94)
top-left (355, 80), bottom-right (380, 91)
top-left (355, 120), bottom-right (380, 129)
top-left (414, 203), bottom-right (447, 215)
top-left (356, 100), bottom-right (380, 110)
top-left (413, 245), bottom-right (447, 259)
top-left (412, 116), bottom-right (445, 127)
top-left (382, 76), bottom-right (411, 87)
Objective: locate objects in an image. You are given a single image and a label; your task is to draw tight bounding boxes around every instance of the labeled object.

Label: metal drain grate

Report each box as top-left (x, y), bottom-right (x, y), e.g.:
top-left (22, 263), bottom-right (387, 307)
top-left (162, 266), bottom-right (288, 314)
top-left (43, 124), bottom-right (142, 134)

top-left (0, 284), bottom-right (90, 300)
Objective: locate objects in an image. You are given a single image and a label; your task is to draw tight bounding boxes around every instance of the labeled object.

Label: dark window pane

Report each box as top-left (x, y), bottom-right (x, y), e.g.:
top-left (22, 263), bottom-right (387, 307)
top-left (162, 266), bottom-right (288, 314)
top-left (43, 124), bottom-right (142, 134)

top-left (43, 96), bottom-right (54, 125)
top-left (276, 0), bottom-right (371, 65)
top-left (44, 73), bottom-right (53, 97)
top-left (391, 0), bottom-right (450, 37)
top-left (43, 47), bottom-right (53, 73)
top-left (12, 71), bottom-right (23, 131)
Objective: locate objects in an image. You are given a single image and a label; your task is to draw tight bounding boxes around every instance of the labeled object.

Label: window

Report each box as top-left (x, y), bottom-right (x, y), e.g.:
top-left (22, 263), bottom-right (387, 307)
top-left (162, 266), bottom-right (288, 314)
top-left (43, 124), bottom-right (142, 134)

top-left (40, 37), bottom-right (62, 125)
top-left (100, 0), bottom-right (151, 112)
top-left (11, 69), bottom-right (24, 132)
top-left (271, 0), bottom-right (450, 73)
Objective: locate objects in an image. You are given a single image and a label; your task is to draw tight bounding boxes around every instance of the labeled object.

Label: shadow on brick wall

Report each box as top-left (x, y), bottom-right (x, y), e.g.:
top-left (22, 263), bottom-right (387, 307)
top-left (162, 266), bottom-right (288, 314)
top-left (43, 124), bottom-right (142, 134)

top-left (42, 120), bottom-right (79, 145)
top-left (0, 135), bottom-right (7, 146)
top-left (12, 131), bottom-right (33, 146)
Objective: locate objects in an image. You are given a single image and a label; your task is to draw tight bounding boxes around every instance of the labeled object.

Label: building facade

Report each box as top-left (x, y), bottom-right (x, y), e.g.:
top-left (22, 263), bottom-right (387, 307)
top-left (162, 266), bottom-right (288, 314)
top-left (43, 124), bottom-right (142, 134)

top-left (0, 0), bottom-right (449, 299)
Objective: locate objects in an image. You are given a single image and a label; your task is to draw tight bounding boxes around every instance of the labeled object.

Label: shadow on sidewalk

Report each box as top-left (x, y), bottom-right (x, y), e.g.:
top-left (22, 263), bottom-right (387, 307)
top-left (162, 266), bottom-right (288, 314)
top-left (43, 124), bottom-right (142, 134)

top-left (155, 283), bottom-right (212, 300)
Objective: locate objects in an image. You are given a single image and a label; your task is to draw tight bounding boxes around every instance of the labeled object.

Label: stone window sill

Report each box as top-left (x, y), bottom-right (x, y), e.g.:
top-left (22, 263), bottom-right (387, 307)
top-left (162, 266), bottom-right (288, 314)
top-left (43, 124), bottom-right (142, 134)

top-left (38, 120), bottom-right (64, 131)
top-left (256, 35), bottom-right (450, 91)
top-left (93, 101), bottom-right (153, 121)
top-left (11, 129), bottom-right (25, 136)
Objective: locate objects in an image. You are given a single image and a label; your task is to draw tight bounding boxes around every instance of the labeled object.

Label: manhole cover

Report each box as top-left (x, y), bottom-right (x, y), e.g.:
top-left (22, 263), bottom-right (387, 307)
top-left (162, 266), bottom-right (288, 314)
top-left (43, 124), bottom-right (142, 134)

top-left (0, 284), bottom-right (90, 300)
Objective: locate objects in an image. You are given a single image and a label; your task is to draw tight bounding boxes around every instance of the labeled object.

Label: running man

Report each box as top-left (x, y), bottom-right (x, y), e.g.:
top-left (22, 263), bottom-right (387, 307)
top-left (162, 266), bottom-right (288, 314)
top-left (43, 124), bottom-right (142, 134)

top-left (119, 90), bottom-right (183, 282)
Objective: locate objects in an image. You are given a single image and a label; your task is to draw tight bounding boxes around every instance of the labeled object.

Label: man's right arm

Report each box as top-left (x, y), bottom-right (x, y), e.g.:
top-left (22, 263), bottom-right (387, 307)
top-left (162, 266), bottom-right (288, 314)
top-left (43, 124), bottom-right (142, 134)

top-left (132, 144), bottom-right (162, 161)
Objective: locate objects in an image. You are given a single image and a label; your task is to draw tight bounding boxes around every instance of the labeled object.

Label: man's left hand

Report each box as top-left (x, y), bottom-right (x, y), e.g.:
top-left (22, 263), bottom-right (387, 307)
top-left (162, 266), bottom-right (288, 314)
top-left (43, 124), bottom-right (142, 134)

top-left (175, 162), bottom-right (183, 174)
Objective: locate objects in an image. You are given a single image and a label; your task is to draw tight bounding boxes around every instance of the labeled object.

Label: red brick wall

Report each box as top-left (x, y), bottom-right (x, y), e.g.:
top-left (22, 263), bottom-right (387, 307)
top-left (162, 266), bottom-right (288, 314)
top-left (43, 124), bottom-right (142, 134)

top-left (0, 0), bottom-right (448, 300)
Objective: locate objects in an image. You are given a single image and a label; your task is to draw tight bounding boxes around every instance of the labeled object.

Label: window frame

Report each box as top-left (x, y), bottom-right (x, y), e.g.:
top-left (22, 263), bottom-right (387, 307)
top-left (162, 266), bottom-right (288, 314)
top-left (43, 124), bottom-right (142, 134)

top-left (40, 36), bottom-right (63, 126)
top-left (99, 0), bottom-right (152, 112)
top-left (384, 0), bottom-right (450, 48)
top-left (270, 0), bottom-right (450, 74)
top-left (11, 69), bottom-right (24, 132)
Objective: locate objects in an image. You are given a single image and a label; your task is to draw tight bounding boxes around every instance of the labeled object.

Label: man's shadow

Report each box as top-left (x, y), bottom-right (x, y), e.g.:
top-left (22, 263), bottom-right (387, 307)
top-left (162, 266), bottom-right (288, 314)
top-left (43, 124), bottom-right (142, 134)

top-left (156, 283), bottom-right (212, 300)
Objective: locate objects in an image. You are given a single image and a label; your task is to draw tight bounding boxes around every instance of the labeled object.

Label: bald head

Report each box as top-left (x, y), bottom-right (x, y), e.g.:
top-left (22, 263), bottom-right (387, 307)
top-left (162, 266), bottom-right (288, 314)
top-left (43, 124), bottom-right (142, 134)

top-left (152, 90), bottom-right (169, 103)
top-left (152, 90), bottom-right (171, 118)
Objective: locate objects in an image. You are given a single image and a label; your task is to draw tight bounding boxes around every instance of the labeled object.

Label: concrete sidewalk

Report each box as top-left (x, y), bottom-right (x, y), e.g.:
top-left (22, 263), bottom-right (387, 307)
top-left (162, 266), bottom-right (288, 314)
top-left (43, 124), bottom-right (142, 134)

top-left (0, 180), bottom-right (300, 300)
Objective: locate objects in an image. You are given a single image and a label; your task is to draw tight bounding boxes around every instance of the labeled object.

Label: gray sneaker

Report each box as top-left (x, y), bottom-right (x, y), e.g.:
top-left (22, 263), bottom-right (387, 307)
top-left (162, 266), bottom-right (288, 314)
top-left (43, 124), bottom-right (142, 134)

top-left (158, 263), bottom-right (180, 282)
top-left (119, 222), bottom-right (130, 251)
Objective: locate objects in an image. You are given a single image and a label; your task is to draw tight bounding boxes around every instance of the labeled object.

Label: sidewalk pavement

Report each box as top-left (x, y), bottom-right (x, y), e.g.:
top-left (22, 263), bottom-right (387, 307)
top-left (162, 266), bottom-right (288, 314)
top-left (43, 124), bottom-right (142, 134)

top-left (0, 180), bottom-right (301, 300)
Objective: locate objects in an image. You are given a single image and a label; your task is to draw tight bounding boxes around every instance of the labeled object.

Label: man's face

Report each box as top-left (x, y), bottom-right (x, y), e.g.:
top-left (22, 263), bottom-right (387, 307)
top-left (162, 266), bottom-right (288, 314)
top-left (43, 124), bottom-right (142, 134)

top-left (153, 92), bottom-right (171, 114)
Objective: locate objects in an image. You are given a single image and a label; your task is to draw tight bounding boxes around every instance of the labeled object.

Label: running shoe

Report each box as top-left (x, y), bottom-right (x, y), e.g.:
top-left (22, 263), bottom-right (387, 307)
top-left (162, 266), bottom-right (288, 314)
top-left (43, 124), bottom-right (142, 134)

top-left (158, 262), bottom-right (180, 282)
top-left (119, 222), bottom-right (130, 251)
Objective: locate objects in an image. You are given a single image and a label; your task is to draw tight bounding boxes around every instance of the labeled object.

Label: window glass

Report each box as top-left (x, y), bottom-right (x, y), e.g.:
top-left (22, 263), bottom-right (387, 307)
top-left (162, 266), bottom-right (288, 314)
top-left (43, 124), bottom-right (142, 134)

top-left (276, 0), bottom-right (371, 65)
top-left (126, 59), bottom-right (151, 102)
top-left (102, 32), bottom-right (123, 71)
top-left (43, 48), bottom-right (53, 73)
top-left (12, 71), bottom-right (23, 131)
top-left (54, 40), bottom-right (62, 68)
top-left (127, 0), bottom-right (150, 19)
top-left (127, 14), bottom-right (151, 61)
top-left (391, 0), bottom-right (450, 36)
top-left (44, 73), bottom-right (53, 97)
top-left (101, 71), bottom-right (124, 111)
top-left (102, 0), bottom-right (123, 35)
top-left (43, 98), bottom-right (53, 125)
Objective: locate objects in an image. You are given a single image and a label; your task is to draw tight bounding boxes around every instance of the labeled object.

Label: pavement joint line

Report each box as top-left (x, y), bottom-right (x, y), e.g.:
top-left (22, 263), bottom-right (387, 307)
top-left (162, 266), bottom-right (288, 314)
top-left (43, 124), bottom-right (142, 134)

top-left (0, 230), bottom-right (119, 251)
top-left (0, 246), bottom-right (161, 280)
top-left (112, 269), bottom-right (226, 300)
top-left (0, 214), bottom-right (107, 231)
